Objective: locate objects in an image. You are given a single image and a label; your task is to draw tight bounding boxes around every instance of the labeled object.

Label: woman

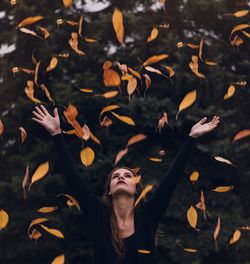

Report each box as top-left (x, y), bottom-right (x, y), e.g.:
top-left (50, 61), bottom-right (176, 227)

top-left (32, 105), bottom-right (220, 264)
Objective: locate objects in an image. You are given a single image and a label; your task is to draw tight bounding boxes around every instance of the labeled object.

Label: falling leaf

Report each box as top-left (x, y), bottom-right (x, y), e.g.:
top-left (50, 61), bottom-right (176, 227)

top-left (99, 105), bottom-right (120, 123)
top-left (143, 74), bottom-right (152, 90)
top-left (223, 10), bottom-right (249, 18)
top-left (94, 91), bottom-right (119, 99)
top-left (176, 89), bottom-right (197, 120)
top-left (157, 112), bottom-right (171, 132)
top-left (199, 39), bottom-right (204, 61)
top-left (127, 77), bottom-right (137, 99)
top-left (229, 229), bottom-right (241, 245)
top-left (214, 217), bottom-right (221, 250)
top-left (147, 27), bottom-right (159, 43)
top-left (79, 88), bottom-right (93, 93)
top-left (196, 190), bottom-right (207, 220)
top-left (69, 32), bottom-right (85, 55)
top-left (34, 61), bottom-right (40, 86)
top-left (145, 66), bottom-right (166, 77)
top-left (148, 157), bottom-right (162, 162)
top-left (103, 61), bottom-right (113, 70)
top-left (224, 85), bottom-right (236, 100)
top-left (214, 156), bottom-right (237, 167)
top-left (134, 184), bottom-right (154, 207)
top-left (205, 60), bottom-right (218, 66)
top-left (46, 57), bottom-right (58, 72)
top-left (103, 69), bottom-right (121, 87)
top-left (84, 37), bottom-right (97, 43)
top-left (112, 8), bottom-right (125, 46)
top-left (19, 27), bottom-right (43, 40)
top-left (233, 129), bottom-right (250, 142)
top-left (29, 228), bottom-right (42, 241)
top-left (51, 254), bottom-right (65, 264)
top-left (189, 55), bottom-right (205, 78)
top-left (133, 175), bottom-right (141, 184)
top-left (0, 210), bottom-right (9, 230)
top-left (40, 224), bottom-right (64, 239)
top-left (189, 171), bottom-right (199, 182)
top-left (57, 194), bottom-right (80, 211)
top-left (128, 67), bottom-right (141, 80)
top-left (126, 134), bottom-right (147, 147)
top-left (80, 147), bottom-right (95, 167)
top-left (64, 103), bottom-right (78, 124)
top-left (28, 161), bottom-right (49, 190)
top-left (100, 116), bottom-right (113, 129)
top-left (231, 34), bottom-right (244, 47)
top-left (40, 84), bottom-right (55, 105)
top-left (39, 27), bottom-right (50, 39)
top-left (22, 165), bottom-right (29, 199)
top-left (24, 80), bottom-right (42, 104)
top-left (178, 244), bottom-right (198, 253)
top-left (28, 218), bottom-right (49, 235)
top-left (143, 54), bottom-right (168, 66)
top-left (230, 24), bottom-right (250, 45)
top-left (18, 127), bottom-right (27, 147)
top-left (163, 65), bottom-right (175, 77)
top-left (66, 20), bottom-right (79, 26)
top-left (157, 23), bottom-right (170, 28)
top-left (212, 186), bottom-right (234, 192)
top-left (0, 120), bottom-right (4, 141)
top-left (17, 16), bottom-right (44, 28)
top-left (111, 111), bottom-right (135, 126)
top-left (115, 148), bottom-right (128, 165)
top-left (187, 205), bottom-right (198, 229)
top-left (78, 15), bottom-right (84, 38)
top-left (81, 124), bottom-right (90, 141)
top-left (137, 249), bottom-right (151, 254)
top-left (63, 0), bottom-right (72, 8)
top-left (37, 206), bottom-right (57, 213)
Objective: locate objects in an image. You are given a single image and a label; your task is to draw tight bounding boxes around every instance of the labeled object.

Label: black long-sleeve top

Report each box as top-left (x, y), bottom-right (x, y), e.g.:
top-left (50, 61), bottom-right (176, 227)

top-left (52, 133), bottom-right (197, 264)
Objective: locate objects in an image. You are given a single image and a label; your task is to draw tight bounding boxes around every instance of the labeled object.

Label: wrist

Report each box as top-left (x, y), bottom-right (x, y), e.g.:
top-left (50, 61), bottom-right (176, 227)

top-left (50, 128), bottom-right (62, 136)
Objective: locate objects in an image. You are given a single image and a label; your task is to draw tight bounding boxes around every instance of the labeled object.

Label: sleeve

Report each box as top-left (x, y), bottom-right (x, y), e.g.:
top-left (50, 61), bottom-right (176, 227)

top-left (52, 132), bottom-right (104, 218)
top-left (144, 134), bottom-right (197, 229)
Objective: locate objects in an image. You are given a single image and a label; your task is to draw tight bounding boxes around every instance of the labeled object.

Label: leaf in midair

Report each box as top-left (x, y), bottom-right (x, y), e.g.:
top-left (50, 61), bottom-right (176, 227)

top-left (28, 218), bottom-right (49, 235)
top-left (233, 129), bottom-right (250, 142)
top-left (103, 69), bottom-right (121, 87)
top-left (80, 147), bottom-right (95, 167)
top-left (187, 205), bottom-right (198, 230)
top-left (24, 80), bottom-right (42, 104)
top-left (89, 131), bottom-right (101, 145)
top-left (147, 27), bottom-right (159, 43)
top-left (57, 194), bottom-right (80, 211)
top-left (229, 229), bottom-right (241, 245)
top-left (100, 116), bottom-right (113, 129)
top-left (127, 77), bottom-right (137, 99)
top-left (94, 91), bottom-right (119, 99)
top-left (163, 65), bottom-right (175, 77)
top-left (143, 54), bottom-right (168, 66)
top-left (79, 88), bottom-right (93, 93)
top-left (111, 111), bottom-right (135, 126)
top-left (148, 157), bottom-right (162, 162)
top-left (196, 190), bottom-right (207, 220)
top-left (214, 156), bottom-right (237, 167)
top-left (19, 27), bottom-right (43, 40)
top-left (40, 84), bottom-right (55, 105)
top-left (137, 249), bottom-right (151, 254)
top-left (29, 228), bottom-right (42, 241)
top-left (199, 38), bottom-right (204, 61)
top-left (189, 55), bottom-right (205, 78)
top-left (63, 0), bottom-right (73, 8)
top-left (46, 57), bottom-right (58, 72)
top-left (69, 32), bottom-right (85, 55)
top-left (126, 134), bottom-right (147, 147)
top-left (189, 171), bottom-right (199, 182)
top-left (0, 119), bottom-right (4, 141)
top-left (39, 27), bottom-right (50, 39)
top-left (40, 224), bottom-right (64, 239)
top-left (64, 103), bottom-right (78, 124)
top-left (34, 61), bottom-right (40, 86)
top-left (143, 74), bottom-right (151, 91)
top-left (84, 37), bottom-right (97, 43)
top-left (22, 165), bottom-right (29, 199)
top-left (214, 217), bottom-right (221, 250)
top-left (224, 85), bottom-right (235, 100)
top-left (103, 61), bottom-right (113, 70)
top-left (51, 254), bottom-right (65, 264)
top-left (134, 184), bottom-right (154, 207)
top-left (28, 161), bottom-right (49, 190)
top-left (158, 112), bottom-right (170, 132)
top-left (37, 206), bottom-right (57, 213)
top-left (176, 90), bottom-right (197, 120)
top-left (99, 105), bottom-right (120, 123)
top-left (145, 66), bottom-right (167, 77)
top-left (224, 10), bottom-right (249, 18)
top-left (0, 209), bottom-right (9, 230)
top-left (128, 67), bottom-right (141, 80)
top-left (79, 15), bottom-right (84, 38)
top-left (178, 244), bottom-right (198, 253)
top-left (231, 34), bottom-right (244, 47)
top-left (230, 24), bottom-right (250, 44)
top-left (112, 8), bottom-right (125, 46)
top-left (17, 16), bottom-right (44, 28)
top-left (115, 148), bottom-right (128, 165)
top-left (19, 127), bottom-right (27, 146)
top-left (212, 186), bottom-right (234, 192)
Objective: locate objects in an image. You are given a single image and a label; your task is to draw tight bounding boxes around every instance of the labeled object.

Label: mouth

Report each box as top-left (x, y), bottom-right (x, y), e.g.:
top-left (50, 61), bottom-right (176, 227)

top-left (116, 181), bottom-right (126, 185)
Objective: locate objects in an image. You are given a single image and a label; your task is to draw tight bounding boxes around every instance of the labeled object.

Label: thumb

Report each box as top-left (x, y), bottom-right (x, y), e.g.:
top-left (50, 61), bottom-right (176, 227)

top-left (199, 117), bottom-right (207, 124)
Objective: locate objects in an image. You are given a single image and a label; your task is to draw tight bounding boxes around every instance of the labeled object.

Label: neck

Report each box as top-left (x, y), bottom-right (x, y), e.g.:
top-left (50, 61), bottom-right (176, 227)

top-left (112, 193), bottom-right (135, 223)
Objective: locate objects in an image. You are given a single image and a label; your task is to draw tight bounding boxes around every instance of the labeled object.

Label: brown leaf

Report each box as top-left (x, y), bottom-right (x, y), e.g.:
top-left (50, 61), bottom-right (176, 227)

top-left (40, 84), bottom-right (55, 105)
top-left (39, 27), bottom-right (50, 39)
top-left (127, 77), bottom-right (137, 99)
top-left (24, 80), bottom-right (42, 104)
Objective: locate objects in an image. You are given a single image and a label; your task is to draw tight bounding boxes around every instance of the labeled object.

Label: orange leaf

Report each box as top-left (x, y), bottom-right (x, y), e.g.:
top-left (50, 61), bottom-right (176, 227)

top-left (189, 55), bottom-right (205, 78)
top-left (187, 205), bottom-right (198, 229)
top-left (80, 147), bottom-right (95, 167)
top-left (212, 186), bottom-right (234, 192)
top-left (69, 32), bottom-right (85, 55)
top-left (63, 0), bottom-right (73, 8)
top-left (115, 148), bottom-right (128, 165)
top-left (134, 184), bottom-right (154, 207)
top-left (147, 27), bottom-right (159, 43)
top-left (46, 57), bottom-right (58, 72)
top-left (111, 111), bottom-right (135, 126)
top-left (22, 165), bottom-right (29, 199)
top-left (19, 27), bottom-right (43, 40)
top-left (143, 54), bottom-right (168, 66)
top-left (229, 229), bottom-right (241, 245)
top-left (233, 129), bottom-right (250, 142)
top-left (103, 69), bottom-right (121, 87)
top-left (112, 8), bottom-right (125, 46)
top-left (126, 134), bottom-right (147, 147)
top-left (40, 224), bottom-right (64, 239)
top-left (214, 156), bottom-right (237, 167)
top-left (17, 16), bottom-right (43, 28)
top-left (0, 209), bottom-right (9, 230)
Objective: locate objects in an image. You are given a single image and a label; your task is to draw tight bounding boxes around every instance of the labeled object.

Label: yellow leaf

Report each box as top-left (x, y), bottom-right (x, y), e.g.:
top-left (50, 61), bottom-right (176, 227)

top-left (176, 90), bottom-right (197, 119)
top-left (189, 171), bottom-right (199, 182)
top-left (231, 34), bottom-right (244, 46)
top-left (112, 8), bottom-right (125, 46)
top-left (103, 69), bottom-right (121, 87)
top-left (224, 85), bottom-right (235, 100)
top-left (101, 116), bottom-right (113, 128)
top-left (80, 147), bottom-right (95, 167)
top-left (137, 249), bottom-right (151, 254)
top-left (57, 194), bottom-right (80, 211)
top-left (205, 60), bottom-right (218, 66)
top-left (229, 229), bottom-right (241, 245)
top-left (28, 218), bottom-right (49, 235)
top-left (40, 224), bottom-right (64, 239)
top-left (51, 254), bottom-right (65, 264)
top-left (214, 156), bottom-right (237, 167)
top-left (233, 129), bottom-right (250, 142)
top-left (29, 228), bottom-right (42, 241)
top-left (17, 16), bottom-right (44, 28)
top-left (29, 161), bottom-right (49, 190)
top-left (111, 111), bottom-right (135, 126)
top-left (69, 32), bottom-right (85, 56)
top-left (189, 55), bottom-right (205, 78)
top-left (46, 57), bottom-right (58, 72)
top-left (102, 91), bottom-right (119, 98)
top-left (148, 157), bottom-right (162, 162)
top-left (37, 206), bottom-right (57, 213)
top-left (187, 205), bottom-right (198, 229)
top-left (212, 186), bottom-right (234, 192)
top-left (84, 37), bottom-right (97, 43)
top-left (147, 27), bottom-right (159, 43)
top-left (134, 184), bottom-right (154, 207)
top-left (63, 0), bottom-right (72, 8)
top-left (230, 24), bottom-right (250, 44)
top-left (143, 54), bottom-right (168, 66)
top-left (133, 175), bottom-right (141, 184)
top-left (177, 243), bottom-right (198, 253)
top-left (24, 80), bottom-right (42, 104)
top-left (234, 10), bottom-right (249, 17)
top-left (89, 131), bottom-right (101, 145)
top-left (0, 209), bottom-right (9, 230)
top-left (115, 148), bottom-right (128, 165)
top-left (127, 77), bottom-right (137, 98)
top-left (79, 88), bottom-right (93, 93)
top-left (99, 105), bottom-right (120, 122)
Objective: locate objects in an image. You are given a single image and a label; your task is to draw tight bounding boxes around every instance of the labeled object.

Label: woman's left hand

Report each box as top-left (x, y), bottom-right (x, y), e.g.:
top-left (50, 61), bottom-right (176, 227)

top-left (189, 116), bottom-right (220, 138)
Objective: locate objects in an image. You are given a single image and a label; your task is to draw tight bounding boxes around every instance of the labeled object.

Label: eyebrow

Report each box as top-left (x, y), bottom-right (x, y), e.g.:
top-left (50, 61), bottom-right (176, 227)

top-left (112, 172), bottom-right (133, 178)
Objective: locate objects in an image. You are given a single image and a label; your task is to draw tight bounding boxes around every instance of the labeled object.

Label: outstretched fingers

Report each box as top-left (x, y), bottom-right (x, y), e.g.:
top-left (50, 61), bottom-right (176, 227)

top-left (32, 117), bottom-right (44, 125)
top-left (32, 110), bottom-right (43, 120)
top-left (35, 105), bottom-right (46, 117)
top-left (40, 104), bottom-right (50, 116)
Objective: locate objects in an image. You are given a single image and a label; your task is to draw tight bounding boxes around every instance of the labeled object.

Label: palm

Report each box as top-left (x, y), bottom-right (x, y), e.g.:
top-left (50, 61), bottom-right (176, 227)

top-left (189, 116), bottom-right (220, 138)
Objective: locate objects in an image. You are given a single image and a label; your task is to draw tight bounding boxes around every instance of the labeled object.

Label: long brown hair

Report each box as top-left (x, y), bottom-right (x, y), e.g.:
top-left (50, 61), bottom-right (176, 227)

top-left (102, 166), bottom-right (144, 262)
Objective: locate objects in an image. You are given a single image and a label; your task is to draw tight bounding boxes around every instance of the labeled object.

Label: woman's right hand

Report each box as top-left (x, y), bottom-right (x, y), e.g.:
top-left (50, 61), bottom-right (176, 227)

top-left (32, 105), bottom-right (61, 136)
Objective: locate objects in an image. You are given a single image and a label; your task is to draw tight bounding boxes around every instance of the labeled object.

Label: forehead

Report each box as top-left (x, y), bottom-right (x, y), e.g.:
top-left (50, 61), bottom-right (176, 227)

top-left (112, 168), bottom-right (134, 175)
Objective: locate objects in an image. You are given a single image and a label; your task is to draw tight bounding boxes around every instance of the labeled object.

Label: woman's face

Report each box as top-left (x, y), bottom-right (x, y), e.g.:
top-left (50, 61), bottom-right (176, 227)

top-left (109, 168), bottom-right (137, 197)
